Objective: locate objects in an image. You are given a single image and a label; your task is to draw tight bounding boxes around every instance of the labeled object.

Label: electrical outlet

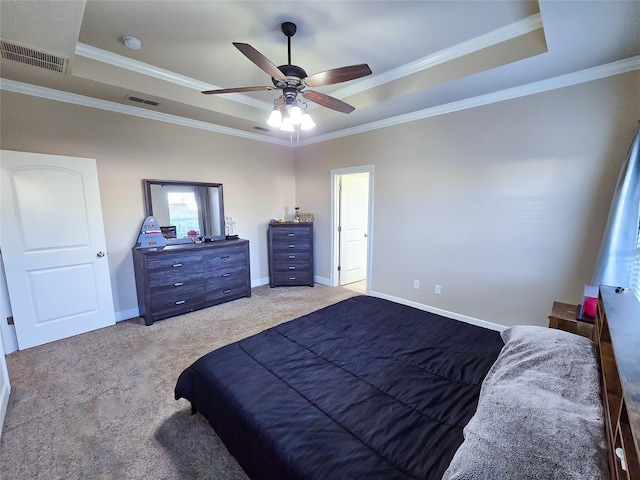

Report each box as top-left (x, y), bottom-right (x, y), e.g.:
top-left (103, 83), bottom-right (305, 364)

top-left (435, 284), bottom-right (442, 295)
top-left (413, 280), bottom-right (420, 289)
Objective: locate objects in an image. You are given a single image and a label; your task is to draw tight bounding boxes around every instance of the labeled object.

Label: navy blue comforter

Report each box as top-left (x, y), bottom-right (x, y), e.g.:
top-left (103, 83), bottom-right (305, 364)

top-left (175, 295), bottom-right (504, 479)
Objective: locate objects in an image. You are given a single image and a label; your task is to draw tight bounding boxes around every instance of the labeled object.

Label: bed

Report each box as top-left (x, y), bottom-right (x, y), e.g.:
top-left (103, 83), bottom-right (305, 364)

top-left (174, 293), bottom-right (627, 479)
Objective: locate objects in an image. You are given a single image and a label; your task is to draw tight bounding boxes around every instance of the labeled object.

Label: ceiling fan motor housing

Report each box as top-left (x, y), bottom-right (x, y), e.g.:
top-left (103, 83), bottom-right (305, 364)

top-left (273, 64), bottom-right (307, 90)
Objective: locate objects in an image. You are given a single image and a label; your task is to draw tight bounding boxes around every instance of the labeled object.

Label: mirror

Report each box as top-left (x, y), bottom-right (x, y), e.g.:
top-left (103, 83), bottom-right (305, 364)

top-left (143, 179), bottom-right (225, 242)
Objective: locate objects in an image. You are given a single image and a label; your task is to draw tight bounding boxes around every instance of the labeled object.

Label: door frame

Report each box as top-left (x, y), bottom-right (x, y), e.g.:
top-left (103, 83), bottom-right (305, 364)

top-left (330, 165), bottom-right (374, 290)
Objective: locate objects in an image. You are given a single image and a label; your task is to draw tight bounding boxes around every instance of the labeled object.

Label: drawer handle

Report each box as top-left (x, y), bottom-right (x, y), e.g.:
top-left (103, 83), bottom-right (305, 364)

top-left (288, 255), bottom-right (296, 259)
top-left (221, 255), bottom-right (230, 261)
top-left (173, 282), bottom-right (184, 287)
top-left (222, 273), bottom-right (231, 277)
top-left (288, 277), bottom-right (296, 280)
top-left (172, 263), bottom-right (183, 268)
top-left (289, 266), bottom-right (296, 270)
top-left (223, 289), bottom-right (232, 294)
top-left (175, 300), bottom-right (186, 305)
top-left (616, 447), bottom-right (628, 471)
top-left (288, 244), bottom-right (295, 248)
top-left (288, 233), bottom-right (295, 237)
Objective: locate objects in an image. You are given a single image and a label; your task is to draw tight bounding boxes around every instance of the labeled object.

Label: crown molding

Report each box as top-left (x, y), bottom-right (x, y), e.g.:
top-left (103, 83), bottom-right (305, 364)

top-left (0, 79), bottom-right (292, 147)
top-left (330, 13), bottom-right (544, 100)
top-left (297, 55), bottom-right (640, 147)
top-left (74, 43), bottom-right (272, 111)
top-left (2, 56), bottom-right (638, 149)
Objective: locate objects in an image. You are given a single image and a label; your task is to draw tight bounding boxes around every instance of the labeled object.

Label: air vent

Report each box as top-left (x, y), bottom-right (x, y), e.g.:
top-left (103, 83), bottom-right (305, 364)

top-left (126, 95), bottom-right (160, 106)
top-left (0, 38), bottom-right (68, 73)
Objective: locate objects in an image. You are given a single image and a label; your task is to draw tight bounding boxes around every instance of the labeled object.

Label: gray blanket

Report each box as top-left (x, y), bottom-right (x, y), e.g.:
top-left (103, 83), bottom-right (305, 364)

top-left (442, 325), bottom-right (609, 480)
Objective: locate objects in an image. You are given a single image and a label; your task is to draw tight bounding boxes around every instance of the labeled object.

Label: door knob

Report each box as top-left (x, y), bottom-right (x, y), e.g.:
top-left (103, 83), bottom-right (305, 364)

top-left (364, 233), bottom-right (368, 238)
top-left (96, 251), bottom-right (106, 258)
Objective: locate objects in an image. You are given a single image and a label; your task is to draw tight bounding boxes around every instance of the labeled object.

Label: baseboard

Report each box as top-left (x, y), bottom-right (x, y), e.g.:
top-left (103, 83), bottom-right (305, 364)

top-left (368, 290), bottom-right (507, 332)
top-left (314, 275), bottom-right (331, 286)
top-left (115, 307), bottom-right (140, 322)
top-left (0, 377), bottom-right (9, 441)
top-left (251, 277), bottom-right (270, 288)
top-left (253, 276), bottom-right (330, 287)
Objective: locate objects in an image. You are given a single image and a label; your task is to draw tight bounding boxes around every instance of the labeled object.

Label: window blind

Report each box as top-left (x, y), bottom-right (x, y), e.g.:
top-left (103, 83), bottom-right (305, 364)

top-left (631, 222), bottom-right (640, 301)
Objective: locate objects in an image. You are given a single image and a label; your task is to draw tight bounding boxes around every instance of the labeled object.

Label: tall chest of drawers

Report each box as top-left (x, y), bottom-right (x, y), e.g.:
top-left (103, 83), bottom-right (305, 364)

top-left (132, 239), bottom-right (251, 325)
top-left (268, 222), bottom-right (314, 287)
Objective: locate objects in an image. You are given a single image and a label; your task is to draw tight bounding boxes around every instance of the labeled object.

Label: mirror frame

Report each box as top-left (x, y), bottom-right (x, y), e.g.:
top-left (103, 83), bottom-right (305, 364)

top-left (143, 179), bottom-right (226, 242)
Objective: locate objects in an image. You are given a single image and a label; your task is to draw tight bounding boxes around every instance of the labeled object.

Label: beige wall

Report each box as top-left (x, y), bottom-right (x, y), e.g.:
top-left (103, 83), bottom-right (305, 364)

top-left (0, 94), bottom-right (295, 319)
top-left (295, 71), bottom-right (640, 327)
top-left (1, 70), bottom-right (638, 330)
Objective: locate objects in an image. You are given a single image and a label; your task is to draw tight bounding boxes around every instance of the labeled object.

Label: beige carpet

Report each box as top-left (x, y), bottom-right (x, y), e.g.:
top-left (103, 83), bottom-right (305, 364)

top-left (0, 284), bottom-right (359, 479)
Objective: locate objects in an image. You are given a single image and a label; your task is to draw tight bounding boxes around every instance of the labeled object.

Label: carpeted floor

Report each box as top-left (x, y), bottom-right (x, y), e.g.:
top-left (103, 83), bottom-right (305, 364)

top-left (0, 284), bottom-right (359, 479)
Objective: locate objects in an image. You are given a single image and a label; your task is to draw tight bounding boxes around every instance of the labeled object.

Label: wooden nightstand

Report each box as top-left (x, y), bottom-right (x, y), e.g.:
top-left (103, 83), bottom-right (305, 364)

top-left (548, 301), bottom-right (594, 339)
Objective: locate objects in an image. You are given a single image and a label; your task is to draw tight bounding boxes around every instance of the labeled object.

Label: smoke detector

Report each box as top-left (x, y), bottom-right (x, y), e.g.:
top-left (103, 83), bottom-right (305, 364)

top-left (123, 36), bottom-right (142, 50)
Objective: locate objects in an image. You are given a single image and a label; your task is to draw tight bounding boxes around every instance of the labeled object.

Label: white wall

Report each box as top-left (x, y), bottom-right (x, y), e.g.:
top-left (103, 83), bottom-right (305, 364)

top-left (295, 70), bottom-right (640, 327)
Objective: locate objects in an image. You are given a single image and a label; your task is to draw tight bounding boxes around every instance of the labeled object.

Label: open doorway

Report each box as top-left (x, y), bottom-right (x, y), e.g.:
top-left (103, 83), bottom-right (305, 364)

top-left (331, 166), bottom-right (374, 293)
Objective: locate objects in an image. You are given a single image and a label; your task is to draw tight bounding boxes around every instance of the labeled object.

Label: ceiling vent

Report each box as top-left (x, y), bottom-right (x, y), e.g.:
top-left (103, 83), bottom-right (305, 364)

top-left (127, 95), bottom-right (159, 106)
top-left (0, 38), bottom-right (69, 74)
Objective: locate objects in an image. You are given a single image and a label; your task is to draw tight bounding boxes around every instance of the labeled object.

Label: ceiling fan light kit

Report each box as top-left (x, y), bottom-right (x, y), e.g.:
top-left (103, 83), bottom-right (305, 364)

top-left (202, 21), bottom-right (372, 139)
top-left (267, 88), bottom-right (315, 134)
top-left (267, 104), bottom-right (283, 127)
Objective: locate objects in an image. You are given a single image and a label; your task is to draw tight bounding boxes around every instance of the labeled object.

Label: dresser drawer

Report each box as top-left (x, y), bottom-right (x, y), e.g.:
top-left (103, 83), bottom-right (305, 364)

top-left (148, 253), bottom-right (202, 271)
top-left (272, 272), bottom-right (312, 286)
top-left (150, 287), bottom-right (204, 320)
top-left (272, 260), bottom-right (310, 273)
top-left (204, 246), bottom-right (247, 269)
top-left (150, 276), bottom-right (203, 296)
top-left (205, 283), bottom-right (249, 304)
top-left (205, 264), bottom-right (247, 286)
top-left (272, 251), bottom-right (310, 263)
top-left (271, 240), bottom-right (311, 252)
top-left (270, 227), bottom-right (311, 241)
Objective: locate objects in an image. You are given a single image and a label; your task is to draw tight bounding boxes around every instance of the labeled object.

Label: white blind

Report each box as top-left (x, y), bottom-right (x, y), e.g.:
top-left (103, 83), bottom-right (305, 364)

top-left (631, 222), bottom-right (640, 301)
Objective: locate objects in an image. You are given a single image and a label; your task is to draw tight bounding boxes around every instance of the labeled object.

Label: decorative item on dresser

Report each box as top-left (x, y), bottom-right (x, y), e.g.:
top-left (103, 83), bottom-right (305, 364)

top-left (132, 240), bottom-right (251, 326)
top-left (594, 286), bottom-right (640, 479)
top-left (268, 221), bottom-right (314, 287)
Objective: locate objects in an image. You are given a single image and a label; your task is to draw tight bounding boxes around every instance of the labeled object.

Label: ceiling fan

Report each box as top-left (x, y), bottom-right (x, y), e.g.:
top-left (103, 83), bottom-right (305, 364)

top-left (202, 21), bottom-right (372, 115)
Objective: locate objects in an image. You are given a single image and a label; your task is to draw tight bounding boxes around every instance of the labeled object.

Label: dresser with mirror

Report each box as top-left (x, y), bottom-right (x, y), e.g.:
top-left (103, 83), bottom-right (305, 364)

top-left (132, 179), bottom-right (250, 325)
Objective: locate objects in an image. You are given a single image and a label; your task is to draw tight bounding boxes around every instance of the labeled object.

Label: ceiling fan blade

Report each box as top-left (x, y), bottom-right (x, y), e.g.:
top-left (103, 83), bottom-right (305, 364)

top-left (232, 42), bottom-right (287, 81)
top-left (304, 64), bottom-right (372, 87)
top-left (302, 90), bottom-right (355, 114)
top-left (202, 86), bottom-right (275, 94)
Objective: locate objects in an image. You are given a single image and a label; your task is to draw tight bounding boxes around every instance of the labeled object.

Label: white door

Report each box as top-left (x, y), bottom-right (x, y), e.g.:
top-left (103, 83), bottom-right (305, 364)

top-left (0, 151), bottom-right (115, 350)
top-left (339, 173), bottom-right (369, 285)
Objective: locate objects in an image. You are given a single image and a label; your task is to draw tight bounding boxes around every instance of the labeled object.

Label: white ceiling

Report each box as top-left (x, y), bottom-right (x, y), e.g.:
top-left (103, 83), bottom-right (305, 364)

top-left (1, 1), bottom-right (639, 147)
